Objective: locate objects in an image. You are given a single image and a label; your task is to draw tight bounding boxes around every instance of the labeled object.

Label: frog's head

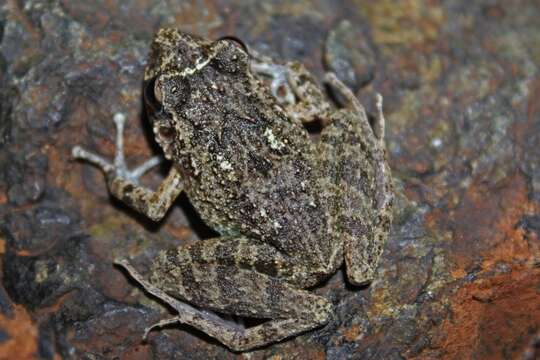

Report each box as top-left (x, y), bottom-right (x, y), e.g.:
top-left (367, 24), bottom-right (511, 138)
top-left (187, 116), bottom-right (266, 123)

top-left (143, 28), bottom-right (252, 161)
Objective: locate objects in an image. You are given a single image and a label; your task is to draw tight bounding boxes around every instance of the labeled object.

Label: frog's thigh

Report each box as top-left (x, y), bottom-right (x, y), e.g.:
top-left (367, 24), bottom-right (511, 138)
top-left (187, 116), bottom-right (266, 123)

top-left (318, 110), bottom-right (388, 285)
top-left (184, 236), bottom-right (326, 288)
top-left (149, 239), bottom-right (331, 350)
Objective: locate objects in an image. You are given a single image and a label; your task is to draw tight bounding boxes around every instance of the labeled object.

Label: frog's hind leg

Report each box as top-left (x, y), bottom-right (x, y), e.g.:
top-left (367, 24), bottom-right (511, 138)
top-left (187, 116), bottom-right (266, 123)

top-left (318, 73), bottom-right (393, 286)
top-left (115, 237), bottom-right (332, 352)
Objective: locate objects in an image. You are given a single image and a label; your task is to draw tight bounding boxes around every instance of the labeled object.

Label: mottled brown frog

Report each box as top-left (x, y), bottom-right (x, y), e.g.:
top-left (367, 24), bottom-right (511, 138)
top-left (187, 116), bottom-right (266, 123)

top-left (72, 28), bottom-right (393, 352)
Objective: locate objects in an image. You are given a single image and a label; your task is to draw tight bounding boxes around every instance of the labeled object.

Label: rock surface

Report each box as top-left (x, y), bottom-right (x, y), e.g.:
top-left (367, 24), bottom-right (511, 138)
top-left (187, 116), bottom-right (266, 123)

top-left (0, 1), bottom-right (539, 359)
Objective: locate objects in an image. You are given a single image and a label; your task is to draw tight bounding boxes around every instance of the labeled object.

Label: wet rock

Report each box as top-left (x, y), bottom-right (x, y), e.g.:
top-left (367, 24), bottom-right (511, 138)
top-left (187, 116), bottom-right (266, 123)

top-left (522, 331), bottom-right (540, 360)
top-left (2, 194), bottom-right (80, 254)
top-left (0, 286), bottom-right (13, 317)
top-left (3, 232), bottom-right (90, 309)
top-left (37, 320), bottom-right (56, 360)
top-left (3, 151), bottom-right (48, 206)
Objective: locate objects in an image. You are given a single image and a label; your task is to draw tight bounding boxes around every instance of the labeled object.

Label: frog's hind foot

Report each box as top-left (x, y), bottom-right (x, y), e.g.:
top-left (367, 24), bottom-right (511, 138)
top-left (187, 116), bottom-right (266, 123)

top-left (114, 259), bottom-right (247, 349)
top-left (373, 93), bottom-right (385, 145)
top-left (324, 72), bottom-right (387, 147)
top-left (72, 113), bottom-right (161, 185)
top-left (142, 317), bottom-right (181, 341)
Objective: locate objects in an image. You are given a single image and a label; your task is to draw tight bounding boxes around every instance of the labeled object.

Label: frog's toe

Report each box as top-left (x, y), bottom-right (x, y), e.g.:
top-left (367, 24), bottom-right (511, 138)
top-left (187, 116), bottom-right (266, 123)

top-left (72, 113), bottom-right (163, 184)
top-left (142, 317), bottom-right (182, 341)
top-left (112, 113), bottom-right (163, 183)
top-left (71, 145), bottom-right (115, 173)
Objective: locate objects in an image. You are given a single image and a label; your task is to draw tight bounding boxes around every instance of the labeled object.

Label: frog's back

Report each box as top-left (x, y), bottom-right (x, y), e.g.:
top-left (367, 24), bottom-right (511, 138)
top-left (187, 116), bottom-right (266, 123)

top-left (149, 37), bottom-right (338, 265)
top-left (236, 151), bottom-right (334, 258)
top-left (183, 111), bottom-right (337, 265)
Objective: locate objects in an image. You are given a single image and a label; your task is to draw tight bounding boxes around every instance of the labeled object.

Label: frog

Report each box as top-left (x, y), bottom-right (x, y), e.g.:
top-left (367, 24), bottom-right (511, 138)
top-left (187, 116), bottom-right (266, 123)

top-left (71, 28), bottom-right (393, 352)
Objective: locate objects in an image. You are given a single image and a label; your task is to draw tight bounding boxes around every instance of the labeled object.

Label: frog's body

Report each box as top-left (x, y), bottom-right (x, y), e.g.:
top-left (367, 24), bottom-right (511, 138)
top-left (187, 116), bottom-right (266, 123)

top-left (72, 28), bottom-right (393, 351)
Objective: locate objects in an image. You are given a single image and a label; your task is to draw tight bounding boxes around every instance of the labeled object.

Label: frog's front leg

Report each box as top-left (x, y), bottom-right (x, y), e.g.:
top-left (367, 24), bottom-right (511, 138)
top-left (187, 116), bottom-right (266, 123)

top-left (251, 53), bottom-right (332, 125)
top-left (115, 236), bottom-right (332, 352)
top-left (72, 113), bottom-right (183, 221)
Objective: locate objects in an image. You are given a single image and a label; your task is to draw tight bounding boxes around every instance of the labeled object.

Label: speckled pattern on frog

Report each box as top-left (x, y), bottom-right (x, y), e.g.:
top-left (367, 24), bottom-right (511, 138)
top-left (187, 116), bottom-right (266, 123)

top-left (72, 28), bottom-right (393, 352)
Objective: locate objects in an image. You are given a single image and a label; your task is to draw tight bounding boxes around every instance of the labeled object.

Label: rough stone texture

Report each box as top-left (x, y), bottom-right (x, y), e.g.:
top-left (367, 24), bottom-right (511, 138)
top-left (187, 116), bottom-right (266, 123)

top-left (0, 0), bottom-right (539, 359)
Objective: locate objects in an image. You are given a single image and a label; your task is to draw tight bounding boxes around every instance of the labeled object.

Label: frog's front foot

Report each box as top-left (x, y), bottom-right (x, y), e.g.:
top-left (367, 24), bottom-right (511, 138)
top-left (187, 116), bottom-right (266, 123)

top-left (251, 62), bottom-right (295, 105)
top-left (72, 113), bottom-right (162, 185)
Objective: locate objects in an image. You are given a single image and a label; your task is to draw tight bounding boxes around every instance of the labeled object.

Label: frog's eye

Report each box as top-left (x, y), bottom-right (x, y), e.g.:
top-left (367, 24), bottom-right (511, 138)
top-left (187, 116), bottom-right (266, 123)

top-left (212, 37), bottom-right (250, 74)
top-left (215, 36), bottom-right (249, 55)
top-left (144, 76), bottom-right (163, 112)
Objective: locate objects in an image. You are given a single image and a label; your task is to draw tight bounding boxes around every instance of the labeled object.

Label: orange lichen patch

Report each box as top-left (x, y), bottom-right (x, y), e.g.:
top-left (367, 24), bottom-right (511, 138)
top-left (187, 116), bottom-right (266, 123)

top-left (476, 173), bottom-right (537, 269)
top-left (14, 243), bottom-right (58, 258)
top-left (0, 239), bottom-right (5, 255)
top-left (14, 250), bottom-right (32, 257)
top-left (342, 324), bottom-right (362, 342)
top-left (164, 224), bottom-right (193, 241)
top-left (450, 268), bottom-right (467, 280)
top-left (484, 198), bottom-right (539, 270)
top-left (430, 266), bottom-right (540, 360)
top-left (0, 305), bottom-right (39, 360)
top-left (426, 173), bottom-right (538, 274)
